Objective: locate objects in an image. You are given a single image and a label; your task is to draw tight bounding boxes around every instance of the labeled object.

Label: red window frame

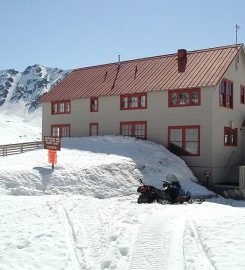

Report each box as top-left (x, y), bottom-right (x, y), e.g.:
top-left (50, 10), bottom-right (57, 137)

top-left (168, 125), bottom-right (200, 156)
top-left (219, 79), bottom-right (233, 109)
top-left (168, 88), bottom-right (201, 107)
top-left (120, 121), bottom-right (147, 139)
top-left (120, 93), bottom-right (147, 110)
top-left (90, 97), bottom-right (98, 112)
top-left (89, 123), bottom-right (99, 136)
top-left (51, 124), bottom-right (71, 138)
top-left (224, 127), bottom-right (238, 146)
top-left (240, 85), bottom-right (245, 104)
top-left (51, 100), bottom-right (71, 114)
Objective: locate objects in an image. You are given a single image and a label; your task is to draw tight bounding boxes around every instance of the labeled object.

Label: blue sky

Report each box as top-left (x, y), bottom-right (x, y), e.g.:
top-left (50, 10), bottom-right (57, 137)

top-left (1, 0), bottom-right (244, 71)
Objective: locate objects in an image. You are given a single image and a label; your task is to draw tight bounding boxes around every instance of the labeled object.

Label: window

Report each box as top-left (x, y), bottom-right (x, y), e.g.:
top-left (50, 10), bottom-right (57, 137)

top-left (219, 79), bottom-right (233, 109)
top-left (51, 100), bottom-right (71, 114)
top-left (168, 126), bottom-right (200, 156)
top-left (51, 124), bottom-right (70, 137)
top-left (120, 121), bottom-right (147, 139)
top-left (224, 127), bottom-right (238, 146)
top-left (89, 123), bottom-right (98, 136)
top-left (168, 88), bottom-right (201, 107)
top-left (120, 93), bottom-right (147, 110)
top-left (241, 85), bottom-right (245, 104)
top-left (90, 97), bottom-right (98, 112)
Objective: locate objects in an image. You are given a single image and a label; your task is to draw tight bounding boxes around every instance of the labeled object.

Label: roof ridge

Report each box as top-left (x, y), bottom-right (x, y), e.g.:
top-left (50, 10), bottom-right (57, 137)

top-left (188, 43), bottom-right (243, 54)
top-left (73, 44), bottom-right (243, 72)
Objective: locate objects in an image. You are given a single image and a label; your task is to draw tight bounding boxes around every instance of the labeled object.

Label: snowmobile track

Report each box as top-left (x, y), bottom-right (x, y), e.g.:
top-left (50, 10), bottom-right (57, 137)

top-left (128, 207), bottom-right (184, 270)
top-left (186, 219), bottom-right (217, 270)
top-left (167, 215), bottom-right (186, 270)
top-left (60, 205), bottom-right (83, 270)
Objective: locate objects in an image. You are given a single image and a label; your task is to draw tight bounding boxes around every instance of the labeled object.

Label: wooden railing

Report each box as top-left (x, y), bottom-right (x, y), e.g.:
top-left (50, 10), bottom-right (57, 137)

top-left (0, 141), bottom-right (43, 157)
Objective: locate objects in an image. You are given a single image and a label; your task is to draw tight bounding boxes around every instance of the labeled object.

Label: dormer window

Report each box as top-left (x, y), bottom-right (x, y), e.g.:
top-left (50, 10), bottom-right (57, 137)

top-left (51, 100), bottom-right (71, 114)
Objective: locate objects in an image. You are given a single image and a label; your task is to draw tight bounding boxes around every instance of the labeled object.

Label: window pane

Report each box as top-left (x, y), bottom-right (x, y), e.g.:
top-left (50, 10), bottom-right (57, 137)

top-left (171, 93), bottom-right (177, 105)
top-left (62, 126), bottom-right (69, 137)
top-left (227, 82), bottom-right (232, 95)
top-left (179, 92), bottom-right (190, 105)
top-left (169, 141), bottom-right (182, 155)
top-left (169, 129), bottom-right (183, 154)
top-left (59, 103), bottom-right (65, 112)
top-left (91, 98), bottom-right (98, 111)
top-left (231, 130), bottom-right (237, 145)
top-left (241, 88), bottom-right (244, 103)
top-left (191, 92), bottom-right (199, 104)
top-left (139, 95), bottom-right (146, 107)
top-left (130, 96), bottom-right (138, 108)
top-left (220, 81), bottom-right (225, 93)
top-left (186, 128), bottom-right (198, 141)
top-left (186, 142), bottom-right (198, 154)
top-left (53, 103), bottom-right (58, 113)
top-left (220, 92), bottom-right (225, 106)
top-left (52, 127), bottom-right (59, 137)
top-left (65, 102), bottom-right (70, 112)
top-left (224, 131), bottom-right (230, 145)
top-left (170, 129), bottom-right (182, 141)
top-left (121, 124), bottom-right (132, 136)
top-left (122, 97), bottom-right (128, 108)
top-left (135, 124), bottom-right (145, 138)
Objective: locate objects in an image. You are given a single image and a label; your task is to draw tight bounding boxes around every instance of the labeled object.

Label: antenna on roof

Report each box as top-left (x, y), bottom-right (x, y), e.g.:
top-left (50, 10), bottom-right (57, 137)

top-left (118, 55), bottom-right (121, 65)
top-left (235, 24), bottom-right (240, 44)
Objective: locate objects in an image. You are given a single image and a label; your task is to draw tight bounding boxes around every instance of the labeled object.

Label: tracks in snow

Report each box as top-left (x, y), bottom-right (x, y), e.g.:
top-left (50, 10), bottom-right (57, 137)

top-left (128, 207), bottom-right (186, 270)
top-left (51, 197), bottom-right (216, 270)
top-left (59, 205), bottom-right (83, 270)
top-left (184, 219), bottom-right (217, 270)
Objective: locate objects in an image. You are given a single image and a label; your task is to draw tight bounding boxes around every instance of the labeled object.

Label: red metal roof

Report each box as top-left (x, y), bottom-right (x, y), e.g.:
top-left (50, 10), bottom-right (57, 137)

top-left (41, 44), bottom-right (243, 102)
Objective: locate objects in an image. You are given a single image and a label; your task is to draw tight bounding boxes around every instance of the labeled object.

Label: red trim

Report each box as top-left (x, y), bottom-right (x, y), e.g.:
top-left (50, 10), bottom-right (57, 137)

top-left (51, 100), bottom-right (71, 115)
top-left (120, 93), bottom-right (147, 110)
top-left (90, 97), bottom-right (98, 112)
top-left (168, 88), bottom-right (201, 107)
top-left (120, 121), bottom-right (147, 139)
top-left (168, 125), bottom-right (200, 156)
top-left (240, 85), bottom-right (245, 104)
top-left (51, 124), bottom-right (71, 137)
top-left (89, 122), bottom-right (99, 136)
top-left (219, 78), bottom-right (233, 109)
top-left (224, 127), bottom-right (238, 146)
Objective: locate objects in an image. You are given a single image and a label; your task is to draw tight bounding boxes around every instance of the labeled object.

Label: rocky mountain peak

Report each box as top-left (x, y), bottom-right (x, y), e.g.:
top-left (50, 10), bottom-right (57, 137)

top-left (0, 65), bottom-right (70, 112)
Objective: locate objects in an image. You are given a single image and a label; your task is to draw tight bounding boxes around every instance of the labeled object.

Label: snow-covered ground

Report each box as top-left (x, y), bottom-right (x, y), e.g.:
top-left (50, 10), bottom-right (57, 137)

top-left (0, 109), bottom-right (41, 144)
top-left (1, 112), bottom-right (245, 270)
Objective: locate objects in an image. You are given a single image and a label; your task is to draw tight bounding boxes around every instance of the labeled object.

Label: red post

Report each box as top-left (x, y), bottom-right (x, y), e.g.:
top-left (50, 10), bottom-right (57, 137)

top-left (48, 150), bottom-right (57, 169)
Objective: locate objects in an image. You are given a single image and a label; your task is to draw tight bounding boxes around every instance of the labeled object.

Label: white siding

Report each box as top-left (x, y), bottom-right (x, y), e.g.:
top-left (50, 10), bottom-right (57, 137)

top-left (211, 50), bottom-right (245, 183)
top-left (42, 86), bottom-right (214, 183)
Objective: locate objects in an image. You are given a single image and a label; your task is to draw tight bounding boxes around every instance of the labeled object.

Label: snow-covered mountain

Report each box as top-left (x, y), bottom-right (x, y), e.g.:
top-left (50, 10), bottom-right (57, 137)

top-left (0, 65), bottom-right (70, 113)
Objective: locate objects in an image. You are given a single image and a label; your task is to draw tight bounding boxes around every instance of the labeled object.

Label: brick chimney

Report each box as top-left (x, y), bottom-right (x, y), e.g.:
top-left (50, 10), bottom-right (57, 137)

top-left (177, 49), bottom-right (187, 73)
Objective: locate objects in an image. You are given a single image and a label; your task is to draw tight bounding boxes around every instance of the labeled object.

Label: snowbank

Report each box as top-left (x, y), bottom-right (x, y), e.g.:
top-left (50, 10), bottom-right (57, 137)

top-left (0, 136), bottom-right (214, 197)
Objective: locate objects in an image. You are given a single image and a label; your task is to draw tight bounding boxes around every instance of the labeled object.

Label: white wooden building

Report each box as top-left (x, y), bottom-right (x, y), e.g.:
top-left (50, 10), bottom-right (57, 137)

top-left (41, 44), bottom-right (245, 187)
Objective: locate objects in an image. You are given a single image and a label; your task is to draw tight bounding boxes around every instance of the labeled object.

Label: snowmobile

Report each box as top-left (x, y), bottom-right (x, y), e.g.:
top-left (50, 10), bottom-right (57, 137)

top-left (137, 176), bottom-right (204, 204)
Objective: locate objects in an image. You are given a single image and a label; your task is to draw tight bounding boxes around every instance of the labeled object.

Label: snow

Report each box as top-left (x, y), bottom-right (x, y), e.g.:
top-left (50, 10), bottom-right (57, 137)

top-left (0, 110), bottom-right (41, 144)
top-left (0, 111), bottom-right (245, 270)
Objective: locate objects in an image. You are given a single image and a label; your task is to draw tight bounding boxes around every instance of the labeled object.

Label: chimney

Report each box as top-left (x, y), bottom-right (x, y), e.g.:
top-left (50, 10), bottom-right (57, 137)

top-left (177, 49), bottom-right (187, 73)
